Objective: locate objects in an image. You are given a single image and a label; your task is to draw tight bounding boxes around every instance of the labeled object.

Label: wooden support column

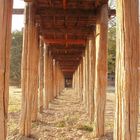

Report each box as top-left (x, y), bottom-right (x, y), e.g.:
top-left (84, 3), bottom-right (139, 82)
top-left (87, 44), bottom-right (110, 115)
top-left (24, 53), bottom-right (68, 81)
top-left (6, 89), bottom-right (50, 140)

top-left (114, 0), bottom-right (139, 139)
top-left (49, 54), bottom-right (54, 101)
top-left (82, 55), bottom-right (86, 105)
top-left (88, 35), bottom-right (95, 122)
top-left (53, 59), bottom-right (57, 98)
top-left (20, 3), bottom-right (39, 136)
top-left (44, 45), bottom-right (51, 109)
top-left (39, 39), bottom-right (44, 113)
top-left (0, 0), bottom-right (13, 139)
top-left (31, 27), bottom-right (39, 121)
top-left (85, 44), bottom-right (89, 110)
top-left (93, 4), bottom-right (108, 137)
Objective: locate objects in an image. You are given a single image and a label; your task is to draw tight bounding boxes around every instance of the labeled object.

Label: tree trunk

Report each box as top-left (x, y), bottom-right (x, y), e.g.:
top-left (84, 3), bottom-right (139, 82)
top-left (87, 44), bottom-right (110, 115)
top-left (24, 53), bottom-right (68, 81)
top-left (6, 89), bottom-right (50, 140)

top-left (0, 0), bottom-right (13, 139)
top-left (93, 4), bottom-right (108, 137)
top-left (114, 0), bottom-right (139, 139)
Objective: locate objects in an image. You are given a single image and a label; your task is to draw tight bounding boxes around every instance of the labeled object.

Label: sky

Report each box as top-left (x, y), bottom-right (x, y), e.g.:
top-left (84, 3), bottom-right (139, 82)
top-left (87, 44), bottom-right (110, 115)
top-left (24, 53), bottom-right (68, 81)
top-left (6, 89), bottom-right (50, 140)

top-left (12, 0), bottom-right (25, 31)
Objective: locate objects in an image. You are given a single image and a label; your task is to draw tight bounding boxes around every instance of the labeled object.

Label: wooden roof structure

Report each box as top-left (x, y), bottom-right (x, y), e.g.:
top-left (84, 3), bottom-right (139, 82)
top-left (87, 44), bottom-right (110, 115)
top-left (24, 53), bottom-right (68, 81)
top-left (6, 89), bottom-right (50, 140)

top-left (19, 0), bottom-right (112, 77)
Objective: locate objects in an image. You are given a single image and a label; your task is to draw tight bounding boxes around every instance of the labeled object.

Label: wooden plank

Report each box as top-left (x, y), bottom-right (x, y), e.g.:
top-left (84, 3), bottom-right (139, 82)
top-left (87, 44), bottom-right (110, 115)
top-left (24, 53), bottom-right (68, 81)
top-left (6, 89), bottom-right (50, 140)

top-left (114, 0), bottom-right (139, 139)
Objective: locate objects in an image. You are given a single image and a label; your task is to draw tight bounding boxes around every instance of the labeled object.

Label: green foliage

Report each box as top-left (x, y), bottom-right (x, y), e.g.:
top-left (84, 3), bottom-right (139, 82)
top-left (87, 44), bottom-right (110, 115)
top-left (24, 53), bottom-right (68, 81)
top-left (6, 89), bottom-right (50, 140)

top-left (108, 27), bottom-right (116, 75)
top-left (10, 31), bottom-right (23, 86)
top-left (77, 124), bottom-right (93, 132)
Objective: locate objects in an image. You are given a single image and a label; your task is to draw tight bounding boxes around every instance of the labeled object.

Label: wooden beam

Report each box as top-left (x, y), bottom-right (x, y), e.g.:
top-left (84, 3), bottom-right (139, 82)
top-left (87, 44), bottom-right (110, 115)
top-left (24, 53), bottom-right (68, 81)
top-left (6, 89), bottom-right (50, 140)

top-left (63, 0), bottom-right (67, 9)
top-left (44, 39), bottom-right (86, 45)
top-left (40, 27), bottom-right (94, 35)
top-left (12, 8), bottom-right (116, 17)
top-left (37, 8), bottom-right (97, 17)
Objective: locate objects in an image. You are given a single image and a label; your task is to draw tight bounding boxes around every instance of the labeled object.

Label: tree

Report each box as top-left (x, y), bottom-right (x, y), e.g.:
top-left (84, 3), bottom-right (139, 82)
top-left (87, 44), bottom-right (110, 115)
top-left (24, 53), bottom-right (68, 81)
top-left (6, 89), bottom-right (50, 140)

top-left (108, 26), bottom-right (116, 75)
top-left (10, 30), bottom-right (23, 86)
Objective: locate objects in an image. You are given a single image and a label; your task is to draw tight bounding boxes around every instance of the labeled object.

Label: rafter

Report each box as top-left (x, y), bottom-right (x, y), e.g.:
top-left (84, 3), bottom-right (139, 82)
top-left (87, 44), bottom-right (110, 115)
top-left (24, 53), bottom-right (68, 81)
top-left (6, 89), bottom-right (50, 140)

top-left (44, 39), bottom-right (86, 45)
top-left (37, 8), bottom-right (97, 17)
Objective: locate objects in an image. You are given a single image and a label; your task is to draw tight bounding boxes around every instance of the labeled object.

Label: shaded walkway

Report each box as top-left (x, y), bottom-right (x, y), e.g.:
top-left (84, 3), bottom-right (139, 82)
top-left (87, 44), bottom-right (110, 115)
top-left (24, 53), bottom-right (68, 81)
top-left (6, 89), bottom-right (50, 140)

top-left (8, 88), bottom-right (114, 140)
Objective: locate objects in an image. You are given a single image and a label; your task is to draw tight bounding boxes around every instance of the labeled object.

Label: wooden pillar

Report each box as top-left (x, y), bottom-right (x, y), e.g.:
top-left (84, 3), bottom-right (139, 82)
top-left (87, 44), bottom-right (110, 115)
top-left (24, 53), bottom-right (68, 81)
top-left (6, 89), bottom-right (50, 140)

top-left (39, 39), bottom-right (44, 113)
top-left (49, 54), bottom-right (54, 101)
top-left (82, 55), bottom-right (86, 105)
top-left (31, 27), bottom-right (39, 121)
top-left (0, 0), bottom-right (13, 139)
top-left (53, 59), bottom-right (57, 98)
top-left (114, 0), bottom-right (139, 139)
top-left (20, 3), bottom-right (38, 136)
top-left (85, 44), bottom-right (89, 110)
top-left (44, 45), bottom-right (49, 109)
top-left (93, 4), bottom-right (108, 137)
top-left (88, 35), bottom-right (95, 122)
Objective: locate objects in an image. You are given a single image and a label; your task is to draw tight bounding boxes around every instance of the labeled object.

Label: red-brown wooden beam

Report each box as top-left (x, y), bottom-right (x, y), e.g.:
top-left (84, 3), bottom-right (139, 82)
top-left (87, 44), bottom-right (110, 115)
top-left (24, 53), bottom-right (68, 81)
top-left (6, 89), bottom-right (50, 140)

top-left (44, 39), bottom-right (86, 45)
top-left (37, 8), bottom-right (97, 17)
top-left (13, 8), bottom-right (116, 16)
top-left (40, 27), bottom-right (94, 35)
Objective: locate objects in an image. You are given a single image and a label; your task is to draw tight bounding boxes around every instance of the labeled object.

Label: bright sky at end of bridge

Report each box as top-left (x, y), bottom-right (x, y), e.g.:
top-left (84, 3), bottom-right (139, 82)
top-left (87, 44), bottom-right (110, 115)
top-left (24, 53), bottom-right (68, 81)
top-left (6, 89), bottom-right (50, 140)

top-left (12, 0), bottom-right (25, 31)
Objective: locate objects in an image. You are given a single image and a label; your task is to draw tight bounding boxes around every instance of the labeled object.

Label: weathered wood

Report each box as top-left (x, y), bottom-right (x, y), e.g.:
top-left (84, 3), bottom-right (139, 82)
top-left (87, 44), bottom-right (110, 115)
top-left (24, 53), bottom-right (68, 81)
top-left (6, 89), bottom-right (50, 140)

top-left (44, 39), bottom-right (86, 45)
top-left (37, 8), bottom-right (97, 17)
top-left (114, 0), bottom-right (139, 139)
top-left (31, 27), bottom-right (39, 121)
top-left (19, 3), bottom-right (38, 136)
top-left (0, 0), bottom-right (13, 139)
top-left (44, 45), bottom-right (49, 109)
top-left (88, 35), bottom-right (95, 122)
top-left (93, 4), bottom-right (108, 137)
top-left (39, 39), bottom-right (44, 113)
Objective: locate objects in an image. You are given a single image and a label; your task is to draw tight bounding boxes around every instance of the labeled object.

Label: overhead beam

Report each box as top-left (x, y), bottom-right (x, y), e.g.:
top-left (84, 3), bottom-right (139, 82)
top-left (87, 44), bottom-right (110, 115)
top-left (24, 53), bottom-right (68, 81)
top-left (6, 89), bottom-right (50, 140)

top-left (40, 27), bottom-right (94, 35)
top-left (13, 8), bottom-right (116, 17)
top-left (37, 8), bottom-right (97, 17)
top-left (44, 39), bottom-right (86, 45)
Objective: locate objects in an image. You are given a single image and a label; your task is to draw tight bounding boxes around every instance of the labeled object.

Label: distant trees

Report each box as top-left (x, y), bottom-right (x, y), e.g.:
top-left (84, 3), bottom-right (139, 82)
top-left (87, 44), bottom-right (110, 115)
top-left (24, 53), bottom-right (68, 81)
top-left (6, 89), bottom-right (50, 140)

top-left (10, 31), bottom-right (23, 86)
top-left (108, 26), bottom-right (116, 75)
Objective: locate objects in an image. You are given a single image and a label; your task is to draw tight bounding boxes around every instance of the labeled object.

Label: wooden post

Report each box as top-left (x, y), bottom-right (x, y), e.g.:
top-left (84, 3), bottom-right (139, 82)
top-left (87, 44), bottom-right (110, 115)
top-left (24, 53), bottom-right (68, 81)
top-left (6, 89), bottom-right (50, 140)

top-left (19, 3), bottom-right (39, 136)
top-left (93, 4), bottom-right (108, 137)
top-left (53, 59), bottom-right (57, 98)
top-left (49, 54), bottom-right (54, 101)
top-left (39, 39), bottom-right (44, 113)
top-left (0, 0), bottom-right (13, 139)
top-left (44, 45), bottom-right (49, 109)
top-left (31, 26), bottom-right (39, 121)
top-left (85, 44), bottom-right (89, 110)
top-left (114, 0), bottom-right (139, 139)
top-left (88, 35), bottom-right (95, 122)
top-left (82, 55), bottom-right (86, 105)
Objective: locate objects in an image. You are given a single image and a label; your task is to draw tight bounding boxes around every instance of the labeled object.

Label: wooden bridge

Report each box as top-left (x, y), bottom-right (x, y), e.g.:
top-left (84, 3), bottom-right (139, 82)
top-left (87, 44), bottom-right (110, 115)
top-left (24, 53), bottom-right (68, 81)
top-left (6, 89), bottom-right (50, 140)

top-left (0, 0), bottom-right (139, 140)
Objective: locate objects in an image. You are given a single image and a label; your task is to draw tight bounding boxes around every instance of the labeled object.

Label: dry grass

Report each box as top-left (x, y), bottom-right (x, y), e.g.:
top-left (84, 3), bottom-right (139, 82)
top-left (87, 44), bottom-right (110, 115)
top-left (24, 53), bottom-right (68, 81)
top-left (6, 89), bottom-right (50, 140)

top-left (7, 86), bottom-right (140, 140)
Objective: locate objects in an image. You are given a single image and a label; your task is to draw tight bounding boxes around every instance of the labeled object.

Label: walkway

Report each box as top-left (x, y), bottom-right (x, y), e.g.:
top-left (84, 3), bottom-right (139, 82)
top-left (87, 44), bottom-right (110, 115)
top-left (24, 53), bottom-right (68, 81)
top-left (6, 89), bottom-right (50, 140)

top-left (8, 88), bottom-right (115, 140)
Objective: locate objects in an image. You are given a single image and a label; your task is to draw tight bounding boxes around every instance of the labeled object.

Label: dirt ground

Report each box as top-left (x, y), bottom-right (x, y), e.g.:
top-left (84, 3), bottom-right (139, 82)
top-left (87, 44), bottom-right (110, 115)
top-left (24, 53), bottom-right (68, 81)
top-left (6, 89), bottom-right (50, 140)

top-left (7, 87), bottom-right (140, 140)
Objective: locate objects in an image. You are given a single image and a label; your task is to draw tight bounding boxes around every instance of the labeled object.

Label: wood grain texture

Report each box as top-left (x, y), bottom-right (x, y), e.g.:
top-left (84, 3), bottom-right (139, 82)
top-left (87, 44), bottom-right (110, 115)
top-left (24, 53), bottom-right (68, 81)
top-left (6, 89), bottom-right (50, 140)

top-left (0, 0), bottom-right (13, 139)
top-left (93, 4), bottom-right (108, 137)
top-left (114, 0), bottom-right (139, 139)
